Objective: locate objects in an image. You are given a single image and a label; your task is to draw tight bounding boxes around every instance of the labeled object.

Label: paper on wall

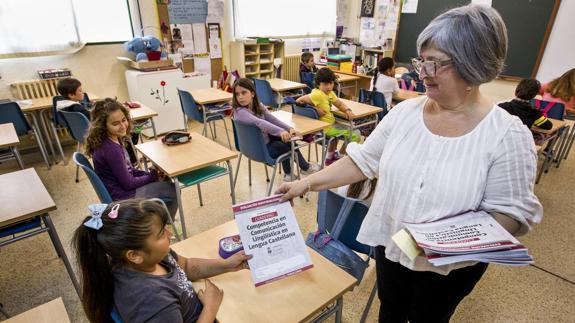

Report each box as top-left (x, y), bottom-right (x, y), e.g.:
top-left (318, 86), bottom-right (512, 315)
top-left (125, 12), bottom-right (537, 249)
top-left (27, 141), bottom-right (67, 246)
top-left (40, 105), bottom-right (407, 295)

top-left (192, 23), bottom-right (208, 54)
top-left (207, 0), bottom-right (224, 24)
top-left (401, 0), bottom-right (418, 14)
top-left (471, 0), bottom-right (492, 6)
top-left (208, 24), bottom-right (222, 59)
top-left (194, 56), bottom-right (211, 74)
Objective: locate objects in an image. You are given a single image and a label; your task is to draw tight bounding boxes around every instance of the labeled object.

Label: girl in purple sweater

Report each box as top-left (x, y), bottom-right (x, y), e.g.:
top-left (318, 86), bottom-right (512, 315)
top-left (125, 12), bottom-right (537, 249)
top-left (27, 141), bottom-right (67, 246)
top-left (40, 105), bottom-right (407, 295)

top-left (232, 78), bottom-right (319, 182)
top-left (85, 99), bottom-right (177, 216)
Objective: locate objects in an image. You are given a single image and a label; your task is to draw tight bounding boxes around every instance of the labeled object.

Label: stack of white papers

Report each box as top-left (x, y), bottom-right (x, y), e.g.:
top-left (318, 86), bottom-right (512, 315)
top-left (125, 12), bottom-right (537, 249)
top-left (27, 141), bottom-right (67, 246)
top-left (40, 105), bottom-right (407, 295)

top-left (403, 211), bottom-right (533, 267)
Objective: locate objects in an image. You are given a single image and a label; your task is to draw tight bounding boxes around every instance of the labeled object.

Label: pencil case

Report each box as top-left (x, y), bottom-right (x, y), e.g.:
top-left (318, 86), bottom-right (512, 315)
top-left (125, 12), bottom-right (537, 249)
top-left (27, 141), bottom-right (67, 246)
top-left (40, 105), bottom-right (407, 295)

top-left (218, 234), bottom-right (244, 259)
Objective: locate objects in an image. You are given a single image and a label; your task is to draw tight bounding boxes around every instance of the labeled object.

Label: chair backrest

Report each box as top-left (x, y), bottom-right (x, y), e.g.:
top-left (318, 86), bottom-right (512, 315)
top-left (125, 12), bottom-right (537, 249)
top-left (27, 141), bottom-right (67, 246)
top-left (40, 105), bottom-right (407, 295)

top-left (359, 89), bottom-right (387, 120)
top-left (232, 119), bottom-right (275, 164)
top-left (59, 110), bottom-right (90, 143)
top-left (253, 79), bottom-right (278, 109)
top-left (0, 102), bottom-right (32, 136)
top-left (293, 103), bottom-right (320, 120)
top-left (231, 117), bottom-right (241, 151)
top-left (533, 99), bottom-right (565, 120)
top-left (73, 152), bottom-right (113, 203)
top-left (52, 95), bottom-right (67, 126)
top-left (177, 89), bottom-right (204, 123)
top-left (300, 72), bottom-right (315, 94)
top-left (317, 190), bottom-right (371, 256)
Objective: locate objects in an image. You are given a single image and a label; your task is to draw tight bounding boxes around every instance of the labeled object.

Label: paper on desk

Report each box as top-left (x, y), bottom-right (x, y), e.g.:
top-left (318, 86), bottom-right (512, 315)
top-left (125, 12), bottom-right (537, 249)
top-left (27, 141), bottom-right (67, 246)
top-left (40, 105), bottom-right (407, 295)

top-left (392, 229), bottom-right (422, 261)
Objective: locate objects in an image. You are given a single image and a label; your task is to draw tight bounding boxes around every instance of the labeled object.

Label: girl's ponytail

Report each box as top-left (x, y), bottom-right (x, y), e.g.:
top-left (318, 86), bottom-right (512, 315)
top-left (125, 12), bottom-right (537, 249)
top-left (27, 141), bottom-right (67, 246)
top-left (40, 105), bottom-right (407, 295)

top-left (73, 219), bottom-right (115, 323)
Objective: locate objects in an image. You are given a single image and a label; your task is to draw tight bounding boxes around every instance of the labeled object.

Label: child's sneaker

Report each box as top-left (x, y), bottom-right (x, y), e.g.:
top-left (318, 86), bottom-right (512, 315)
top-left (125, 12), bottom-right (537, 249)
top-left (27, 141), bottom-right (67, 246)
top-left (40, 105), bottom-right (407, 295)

top-left (301, 163), bottom-right (320, 175)
top-left (325, 152), bottom-right (341, 166)
top-left (283, 173), bottom-right (294, 182)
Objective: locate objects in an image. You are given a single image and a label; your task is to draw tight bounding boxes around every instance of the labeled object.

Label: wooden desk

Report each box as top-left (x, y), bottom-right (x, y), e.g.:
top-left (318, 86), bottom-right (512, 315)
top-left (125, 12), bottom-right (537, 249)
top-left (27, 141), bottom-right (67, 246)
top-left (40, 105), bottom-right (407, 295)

top-left (531, 118), bottom-right (565, 135)
top-left (189, 88), bottom-right (232, 105)
top-left (267, 79), bottom-right (307, 92)
top-left (136, 135), bottom-right (238, 238)
top-left (4, 298), bottom-right (70, 323)
top-left (393, 89), bottom-right (424, 102)
top-left (0, 169), bottom-right (80, 296)
top-left (171, 220), bottom-right (357, 323)
top-left (128, 102), bottom-right (159, 139)
top-left (187, 88), bottom-right (233, 149)
top-left (331, 99), bottom-right (382, 143)
top-left (334, 72), bottom-right (360, 99)
top-left (532, 118), bottom-right (567, 184)
top-left (0, 123), bottom-right (24, 169)
top-left (272, 110), bottom-right (332, 177)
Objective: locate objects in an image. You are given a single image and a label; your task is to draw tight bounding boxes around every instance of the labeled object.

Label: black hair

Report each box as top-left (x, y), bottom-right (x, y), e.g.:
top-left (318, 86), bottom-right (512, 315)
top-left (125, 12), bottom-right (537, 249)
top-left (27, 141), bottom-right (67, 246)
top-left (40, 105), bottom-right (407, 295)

top-left (515, 79), bottom-right (541, 101)
top-left (347, 178), bottom-right (378, 200)
top-left (57, 77), bottom-right (82, 99)
top-left (372, 57), bottom-right (395, 92)
top-left (315, 67), bottom-right (337, 87)
top-left (72, 199), bottom-right (170, 323)
top-left (301, 52), bottom-right (314, 63)
top-left (232, 78), bottom-right (264, 117)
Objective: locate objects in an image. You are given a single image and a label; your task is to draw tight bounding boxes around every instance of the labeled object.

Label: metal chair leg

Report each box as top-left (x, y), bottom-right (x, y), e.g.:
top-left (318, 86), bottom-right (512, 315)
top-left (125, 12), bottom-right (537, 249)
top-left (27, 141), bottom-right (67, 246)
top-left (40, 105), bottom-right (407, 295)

top-left (197, 183), bottom-right (203, 206)
top-left (248, 159), bottom-right (252, 186)
top-left (360, 282), bottom-right (378, 323)
top-left (265, 165), bottom-right (270, 182)
top-left (222, 118), bottom-right (232, 149)
top-left (75, 142), bottom-right (81, 183)
top-left (50, 123), bottom-right (67, 165)
top-left (233, 153), bottom-right (242, 190)
top-left (267, 164), bottom-right (279, 196)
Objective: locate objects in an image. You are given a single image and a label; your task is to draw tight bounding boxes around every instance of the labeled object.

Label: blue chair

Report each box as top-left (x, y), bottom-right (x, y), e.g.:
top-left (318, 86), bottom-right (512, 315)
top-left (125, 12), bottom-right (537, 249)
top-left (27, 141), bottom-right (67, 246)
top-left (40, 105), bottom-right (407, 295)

top-left (73, 152), bottom-right (113, 203)
top-left (253, 78), bottom-right (278, 109)
top-left (177, 89), bottom-right (232, 149)
top-left (316, 190), bottom-right (375, 323)
top-left (300, 71), bottom-right (315, 94)
top-left (59, 111), bottom-right (90, 182)
top-left (0, 102), bottom-right (50, 168)
top-left (359, 89), bottom-right (387, 120)
top-left (232, 119), bottom-right (292, 196)
top-left (532, 99), bottom-right (565, 120)
top-left (43, 95), bottom-right (68, 165)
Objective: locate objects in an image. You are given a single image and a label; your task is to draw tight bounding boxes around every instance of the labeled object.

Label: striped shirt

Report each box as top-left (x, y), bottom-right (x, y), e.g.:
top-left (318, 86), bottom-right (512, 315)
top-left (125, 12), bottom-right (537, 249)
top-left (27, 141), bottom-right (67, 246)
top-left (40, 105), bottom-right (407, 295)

top-left (347, 96), bottom-right (543, 275)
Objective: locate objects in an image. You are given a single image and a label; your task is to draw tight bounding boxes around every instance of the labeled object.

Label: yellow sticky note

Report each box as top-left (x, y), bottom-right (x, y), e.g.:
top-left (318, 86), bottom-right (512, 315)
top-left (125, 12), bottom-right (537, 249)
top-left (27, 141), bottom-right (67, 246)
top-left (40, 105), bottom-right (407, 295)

top-left (392, 229), bottom-right (423, 261)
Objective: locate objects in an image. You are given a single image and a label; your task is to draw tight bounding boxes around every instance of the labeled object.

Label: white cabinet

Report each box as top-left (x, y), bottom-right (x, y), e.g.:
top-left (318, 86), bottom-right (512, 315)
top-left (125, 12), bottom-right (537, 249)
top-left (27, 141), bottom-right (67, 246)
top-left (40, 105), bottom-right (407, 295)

top-left (125, 69), bottom-right (211, 136)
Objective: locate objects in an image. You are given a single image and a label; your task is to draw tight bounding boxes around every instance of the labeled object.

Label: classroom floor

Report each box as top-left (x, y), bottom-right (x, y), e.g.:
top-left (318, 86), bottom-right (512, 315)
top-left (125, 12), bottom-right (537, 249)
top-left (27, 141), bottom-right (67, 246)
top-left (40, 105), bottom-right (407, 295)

top-left (1, 80), bottom-right (574, 322)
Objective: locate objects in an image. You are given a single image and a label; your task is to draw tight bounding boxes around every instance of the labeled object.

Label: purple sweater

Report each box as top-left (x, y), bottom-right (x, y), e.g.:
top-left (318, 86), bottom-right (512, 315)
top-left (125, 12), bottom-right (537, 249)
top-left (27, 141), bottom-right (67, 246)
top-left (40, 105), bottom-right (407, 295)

top-left (233, 104), bottom-right (291, 143)
top-left (92, 138), bottom-right (157, 200)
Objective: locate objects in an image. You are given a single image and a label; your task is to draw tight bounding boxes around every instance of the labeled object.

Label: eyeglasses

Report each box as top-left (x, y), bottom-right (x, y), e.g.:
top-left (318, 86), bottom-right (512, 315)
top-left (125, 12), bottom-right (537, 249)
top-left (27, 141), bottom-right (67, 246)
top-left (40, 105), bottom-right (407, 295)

top-left (411, 57), bottom-right (452, 77)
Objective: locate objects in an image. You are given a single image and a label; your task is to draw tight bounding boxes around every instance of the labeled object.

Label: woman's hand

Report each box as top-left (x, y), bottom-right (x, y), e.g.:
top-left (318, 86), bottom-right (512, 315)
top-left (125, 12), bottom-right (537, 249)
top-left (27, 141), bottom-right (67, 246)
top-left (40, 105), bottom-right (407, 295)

top-left (198, 279), bottom-right (223, 313)
top-left (280, 131), bottom-right (292, 142)
top-left (224, 251), bottom-right (252, 272)
top-left (275, 180), bottom-right (309, 203)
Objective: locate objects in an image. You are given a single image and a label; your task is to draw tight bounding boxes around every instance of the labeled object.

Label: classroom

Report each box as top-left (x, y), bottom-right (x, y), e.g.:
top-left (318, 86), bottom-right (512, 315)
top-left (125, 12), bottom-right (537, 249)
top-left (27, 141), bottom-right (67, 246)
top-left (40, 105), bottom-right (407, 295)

top-left (0, 0), bottom-right (574, 322)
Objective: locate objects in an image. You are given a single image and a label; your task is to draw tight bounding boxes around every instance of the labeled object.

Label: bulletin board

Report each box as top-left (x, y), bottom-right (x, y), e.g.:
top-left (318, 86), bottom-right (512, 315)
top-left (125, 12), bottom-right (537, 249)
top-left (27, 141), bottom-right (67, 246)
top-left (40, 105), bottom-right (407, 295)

top-left (156, 0), bottom-right (223, 82)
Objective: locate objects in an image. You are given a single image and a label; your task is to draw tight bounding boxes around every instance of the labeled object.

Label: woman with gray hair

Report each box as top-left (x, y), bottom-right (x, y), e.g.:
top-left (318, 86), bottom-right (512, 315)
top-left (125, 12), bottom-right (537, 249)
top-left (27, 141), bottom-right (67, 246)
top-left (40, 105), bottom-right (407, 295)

top-left (277, 5), bottom-right (542, 322)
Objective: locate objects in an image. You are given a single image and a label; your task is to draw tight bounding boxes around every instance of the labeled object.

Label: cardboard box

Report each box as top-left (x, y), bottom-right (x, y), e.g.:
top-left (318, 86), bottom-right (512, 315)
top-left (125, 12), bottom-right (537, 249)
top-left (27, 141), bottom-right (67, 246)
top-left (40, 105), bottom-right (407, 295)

top-left (117, 57), bottom-right (176, 71)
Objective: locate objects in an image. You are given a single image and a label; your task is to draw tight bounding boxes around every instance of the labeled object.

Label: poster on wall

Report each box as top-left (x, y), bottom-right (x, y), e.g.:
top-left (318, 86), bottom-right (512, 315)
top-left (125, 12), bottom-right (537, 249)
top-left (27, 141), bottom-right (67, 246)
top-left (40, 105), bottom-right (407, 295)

top-left (401, 0), bottom-right (419, 14)
top-left (361, 0), bottom-right (376, 18)
top-left (168, 0), bottom-right (208, 24)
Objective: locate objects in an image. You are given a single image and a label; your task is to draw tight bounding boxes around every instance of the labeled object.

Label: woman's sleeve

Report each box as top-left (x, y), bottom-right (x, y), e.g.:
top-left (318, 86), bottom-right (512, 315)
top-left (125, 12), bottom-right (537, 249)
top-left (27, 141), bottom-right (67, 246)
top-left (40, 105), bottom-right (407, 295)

top-left (105, 147), bottom-right (157, 190)
top-left (479, 123), bottom-right (543, 236)
top-left (346, 106), bottom-right (398, 179)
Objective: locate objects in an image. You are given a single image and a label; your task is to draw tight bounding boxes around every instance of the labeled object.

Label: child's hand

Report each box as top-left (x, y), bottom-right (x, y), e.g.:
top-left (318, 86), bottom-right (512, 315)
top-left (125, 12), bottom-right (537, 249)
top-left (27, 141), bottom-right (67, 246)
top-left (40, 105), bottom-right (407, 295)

top-left (344, 109), bottom-right (355, 120)
top-left (289, 128), bottom-right (302, 138)
top-left (280, 131), bottom-right (292, 143)
top-left (198, 279), bottom-right (223, 313)
top-left (224, 251), bottom-right (252, 272)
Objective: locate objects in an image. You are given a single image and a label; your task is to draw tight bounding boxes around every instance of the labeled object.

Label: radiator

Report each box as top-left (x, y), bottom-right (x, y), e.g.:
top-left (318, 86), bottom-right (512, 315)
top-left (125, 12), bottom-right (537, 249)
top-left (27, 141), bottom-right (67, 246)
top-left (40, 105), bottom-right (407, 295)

top-left (282, 55), bottom-right (301, 82)
top-left (10, 78), bottom-right (61, 100)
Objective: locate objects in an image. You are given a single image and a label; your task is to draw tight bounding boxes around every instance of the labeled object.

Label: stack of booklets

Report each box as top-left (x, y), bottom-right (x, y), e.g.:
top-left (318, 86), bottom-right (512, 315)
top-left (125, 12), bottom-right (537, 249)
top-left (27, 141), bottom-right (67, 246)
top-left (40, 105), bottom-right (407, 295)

top-left (402, 211), bottom-right (533, 267)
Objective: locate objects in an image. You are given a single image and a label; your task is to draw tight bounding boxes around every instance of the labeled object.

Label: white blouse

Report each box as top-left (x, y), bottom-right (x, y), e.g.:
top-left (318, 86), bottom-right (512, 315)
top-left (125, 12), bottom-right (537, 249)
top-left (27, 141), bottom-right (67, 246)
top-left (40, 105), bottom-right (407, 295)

top-left (370, 74), bottom-right (400, 108)
top-left (347, 96), bottom-right (543, 275)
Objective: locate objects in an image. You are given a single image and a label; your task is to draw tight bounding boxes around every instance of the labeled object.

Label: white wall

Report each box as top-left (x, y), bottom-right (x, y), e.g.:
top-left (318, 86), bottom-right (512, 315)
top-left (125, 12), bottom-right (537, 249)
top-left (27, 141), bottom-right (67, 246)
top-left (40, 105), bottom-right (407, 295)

top-left (536, 0), bottom-right (575, 82)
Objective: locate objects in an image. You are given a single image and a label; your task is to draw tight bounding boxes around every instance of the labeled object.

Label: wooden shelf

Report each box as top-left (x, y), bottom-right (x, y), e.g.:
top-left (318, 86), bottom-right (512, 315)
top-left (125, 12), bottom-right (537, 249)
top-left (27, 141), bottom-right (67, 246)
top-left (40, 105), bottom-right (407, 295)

top-left (231, 40), bottom-right (284, 80)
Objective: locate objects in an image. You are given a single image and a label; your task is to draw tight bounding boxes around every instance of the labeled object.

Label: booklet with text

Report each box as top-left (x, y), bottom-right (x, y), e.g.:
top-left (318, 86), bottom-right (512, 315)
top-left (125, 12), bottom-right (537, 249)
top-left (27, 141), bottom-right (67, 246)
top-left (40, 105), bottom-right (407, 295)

top-left (233, 195), bottom-right (313, 286)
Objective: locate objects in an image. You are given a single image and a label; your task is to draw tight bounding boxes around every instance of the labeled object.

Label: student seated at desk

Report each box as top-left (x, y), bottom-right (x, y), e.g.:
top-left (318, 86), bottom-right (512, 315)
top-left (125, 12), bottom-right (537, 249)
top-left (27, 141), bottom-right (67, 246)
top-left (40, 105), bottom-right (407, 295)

top-left (85, 98), bottom-right (178, 216)
top-left (300, 52), bottom-right (318, 74)
top-left (540, 68), bottom-right (575, 114)
top-left (498, 79), bottom-right (552, 130)
top-left (56, 77), bottom-right (91, 120)
top-left (371, 57), bottom-right (399, 109)
top-left (73, 199), bottom-right (251, 323)
top-left (296, 68), bottom-right (360, 166)
top-left (232, 78), bottom-right (320, 182)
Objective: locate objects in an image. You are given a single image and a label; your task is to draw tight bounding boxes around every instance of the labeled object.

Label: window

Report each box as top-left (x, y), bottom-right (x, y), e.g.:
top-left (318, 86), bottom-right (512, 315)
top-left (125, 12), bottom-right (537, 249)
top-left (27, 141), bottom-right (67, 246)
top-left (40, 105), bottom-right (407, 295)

top-left (0, 0), bottom-right (132, 57)
top-left (233, 0), bottom-right (336, 38)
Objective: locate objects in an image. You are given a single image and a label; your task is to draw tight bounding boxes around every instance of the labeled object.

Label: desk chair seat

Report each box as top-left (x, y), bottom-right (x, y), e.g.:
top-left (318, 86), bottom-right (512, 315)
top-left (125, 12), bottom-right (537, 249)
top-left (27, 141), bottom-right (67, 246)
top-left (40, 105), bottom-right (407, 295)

top-left (0, 102), bottom-right (50, 168)
top-left (232, 119), bottom-right (293, 196)
top-left (60, 111), bottom-right (90, 182)
top-left (178, 89), bottom-right (232, 149)
top-left (253, 78), bottom-right (278, 110)
top-left (177, 164), bottom-right (228, 206)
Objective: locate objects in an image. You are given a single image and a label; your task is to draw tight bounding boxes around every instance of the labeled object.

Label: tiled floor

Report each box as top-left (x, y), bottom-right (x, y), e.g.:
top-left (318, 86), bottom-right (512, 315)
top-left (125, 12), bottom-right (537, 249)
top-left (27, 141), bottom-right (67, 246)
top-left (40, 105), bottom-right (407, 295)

top-left (1, 82), bottom-right (574, 322)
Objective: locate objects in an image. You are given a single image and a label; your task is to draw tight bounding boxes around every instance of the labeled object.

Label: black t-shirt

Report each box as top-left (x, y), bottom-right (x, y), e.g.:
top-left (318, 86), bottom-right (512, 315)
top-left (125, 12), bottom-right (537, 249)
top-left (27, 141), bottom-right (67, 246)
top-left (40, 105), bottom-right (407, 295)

top-left (113, 250), bottom-right (203, 323)
top-left (498, 100), bottom-right (552, 130)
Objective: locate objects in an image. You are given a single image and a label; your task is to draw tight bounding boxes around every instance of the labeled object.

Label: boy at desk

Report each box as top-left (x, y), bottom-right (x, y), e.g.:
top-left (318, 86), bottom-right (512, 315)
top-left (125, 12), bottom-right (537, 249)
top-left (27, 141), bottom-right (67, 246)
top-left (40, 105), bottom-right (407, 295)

top-left (56, 77), bottom-right (91, 120)
top-left (296, 67), bottom-right (360, 165)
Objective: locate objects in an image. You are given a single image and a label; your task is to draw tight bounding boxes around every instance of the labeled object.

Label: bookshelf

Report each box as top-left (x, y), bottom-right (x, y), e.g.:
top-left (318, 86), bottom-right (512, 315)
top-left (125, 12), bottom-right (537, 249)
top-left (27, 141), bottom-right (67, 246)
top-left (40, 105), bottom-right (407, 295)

top-left (361, 48), bottom-right (393, 70)
top-left (230, 40), bottom-right (285, 79)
